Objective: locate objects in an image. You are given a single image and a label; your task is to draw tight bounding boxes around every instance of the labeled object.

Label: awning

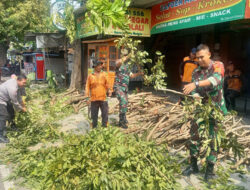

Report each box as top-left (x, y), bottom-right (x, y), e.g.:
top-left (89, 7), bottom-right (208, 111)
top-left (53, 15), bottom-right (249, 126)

top-left (36, 34), bottom-right (65, 48)
top-left (82, 37), bottom-right (118, 44)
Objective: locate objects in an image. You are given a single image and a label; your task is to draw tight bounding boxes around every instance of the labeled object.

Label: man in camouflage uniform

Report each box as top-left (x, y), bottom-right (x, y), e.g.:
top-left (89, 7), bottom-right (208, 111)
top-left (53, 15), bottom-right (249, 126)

top-left (114, 48), bottom-right (143, 129)
top-left (183, 44), bottom-right (227, 181)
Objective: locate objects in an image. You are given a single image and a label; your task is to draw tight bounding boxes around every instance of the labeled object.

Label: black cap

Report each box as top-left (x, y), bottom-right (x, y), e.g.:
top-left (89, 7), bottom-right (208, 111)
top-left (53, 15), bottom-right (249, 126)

top-left (93, 60), bottom-right (103, 68)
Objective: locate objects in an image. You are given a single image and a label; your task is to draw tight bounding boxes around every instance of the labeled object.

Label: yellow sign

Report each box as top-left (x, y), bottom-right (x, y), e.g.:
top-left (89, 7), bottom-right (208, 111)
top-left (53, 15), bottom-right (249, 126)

top-left (105, 8), bottom-right (151, 37)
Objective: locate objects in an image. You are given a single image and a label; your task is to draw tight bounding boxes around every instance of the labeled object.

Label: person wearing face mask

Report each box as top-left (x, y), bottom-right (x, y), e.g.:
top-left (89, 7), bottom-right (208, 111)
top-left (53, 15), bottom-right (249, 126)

top-left (0, 74), bottom-right (27, 143)
top-left (182, 44), bottom-right (227, 181)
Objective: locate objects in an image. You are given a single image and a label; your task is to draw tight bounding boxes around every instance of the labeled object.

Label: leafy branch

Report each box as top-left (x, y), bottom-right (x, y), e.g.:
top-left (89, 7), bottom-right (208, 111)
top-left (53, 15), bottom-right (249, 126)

top-left (115, 36), bottom-right (167, 90)
top-left (182, 98), bottom-right (244, 161)
top-left (85, 0), bottom-right (131, 34)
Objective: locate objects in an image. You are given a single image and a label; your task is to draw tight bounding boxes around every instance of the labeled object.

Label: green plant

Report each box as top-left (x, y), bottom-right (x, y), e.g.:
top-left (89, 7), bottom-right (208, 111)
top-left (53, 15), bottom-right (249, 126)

top-left (144, 51), bottom-right (167, 90)
top-left (7, 128), bottom-right (181, 190)
top-left (85, 0), bottom-right (131, 33)
top-left (47, 73), bottom-right (65, 89)
top-left (2, 87), bottom-right (73, 163)
top-left (0, 86), bottom-right (182, 190)
top-left (203, 165), bottom-right (246, 190)
top-left (182, 98), bottom-right (244, 161)
top-left (115, 36), bottom-right (167, 90)
top-left (63, 2), bottom-right (77, 43)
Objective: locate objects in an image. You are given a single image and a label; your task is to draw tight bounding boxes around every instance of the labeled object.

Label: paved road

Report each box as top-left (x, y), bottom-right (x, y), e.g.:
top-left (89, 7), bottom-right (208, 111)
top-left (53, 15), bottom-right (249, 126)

top-left (0, 164), bottom-right (15, 190)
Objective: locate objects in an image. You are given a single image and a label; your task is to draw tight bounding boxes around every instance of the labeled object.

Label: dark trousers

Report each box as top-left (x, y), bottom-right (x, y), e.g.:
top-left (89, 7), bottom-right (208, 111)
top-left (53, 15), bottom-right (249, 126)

top-left (91, 101), bottom-right (108, 128)
top-left (0, 104), bottom-right (10, 136)
top-left (6, 102), bottom-right (15, 121)
top-left (225, 89), bottom-right (240, 110)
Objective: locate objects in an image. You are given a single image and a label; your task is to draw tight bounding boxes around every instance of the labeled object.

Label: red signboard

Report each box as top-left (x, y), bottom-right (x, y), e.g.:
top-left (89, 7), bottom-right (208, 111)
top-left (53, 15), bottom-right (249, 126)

top-left (245, 0), bottom-right (250, 18)
top-left (35, 54), bottom-right (45, 80)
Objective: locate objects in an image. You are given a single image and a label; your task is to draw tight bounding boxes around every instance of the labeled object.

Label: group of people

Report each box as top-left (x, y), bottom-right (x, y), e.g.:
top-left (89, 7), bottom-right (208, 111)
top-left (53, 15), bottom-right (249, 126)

top-left (86, 44), bottom-right (229, 181)
top-left (1, 49), bottom-right (141, 144)
top-left (0, 44), bottom-right (239, 182)
top-left (85, 48), bottom-right (143, 129)
top-left (180, 48), bottom-right (243, 111)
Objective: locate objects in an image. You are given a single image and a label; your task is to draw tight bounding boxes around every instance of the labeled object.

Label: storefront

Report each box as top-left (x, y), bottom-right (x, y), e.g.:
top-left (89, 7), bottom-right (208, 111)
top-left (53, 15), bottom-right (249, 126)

top-left (81, 38), bottom-right (119, 89)
top-left (75, 7), bottom-right (151, 89)
top-left (148, 0), bottom-right (250, 89)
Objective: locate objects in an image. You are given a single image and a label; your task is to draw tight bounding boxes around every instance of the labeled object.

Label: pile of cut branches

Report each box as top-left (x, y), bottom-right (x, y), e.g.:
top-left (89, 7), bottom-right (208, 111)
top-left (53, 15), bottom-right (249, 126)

top-left (110, 92), bottom-right (188, 147)
top-left (50, 88), bottom-right (88, 113)
top-left (111, 92), bottom-right (250, 167)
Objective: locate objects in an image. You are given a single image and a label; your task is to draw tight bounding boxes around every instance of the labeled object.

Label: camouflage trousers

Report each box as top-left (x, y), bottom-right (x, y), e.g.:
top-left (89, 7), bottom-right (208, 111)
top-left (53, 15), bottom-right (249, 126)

top-left (189, 118), bottom-right (219, 164)
top-left (115, 87), bottom-right (128, 114)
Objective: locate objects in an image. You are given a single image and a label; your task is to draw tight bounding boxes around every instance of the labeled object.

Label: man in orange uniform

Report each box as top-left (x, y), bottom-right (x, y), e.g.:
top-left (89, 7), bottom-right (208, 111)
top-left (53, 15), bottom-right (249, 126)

top-left (85, 60), bottom-right (111, 128)
top-left (180, 48), bottom-right (198, 88)
top-left (225, 68), bottom-right (242, 110)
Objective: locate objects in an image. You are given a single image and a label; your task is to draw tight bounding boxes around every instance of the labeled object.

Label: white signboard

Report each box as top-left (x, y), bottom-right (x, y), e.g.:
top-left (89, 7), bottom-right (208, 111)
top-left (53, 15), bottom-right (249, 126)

top-left (50, 0), bottom-right (81, 31)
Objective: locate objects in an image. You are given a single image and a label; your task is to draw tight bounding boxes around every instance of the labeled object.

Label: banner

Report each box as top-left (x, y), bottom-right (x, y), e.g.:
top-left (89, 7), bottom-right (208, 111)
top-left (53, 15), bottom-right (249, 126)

top-left (246, 0), bottom-right (250, 18)
top-left (151, 0), bottom-right (246, 34)
top-left (106, 8), bottom-right (151, 37)
top-left (76, 8), bottom-right (151, 39)
top-left (51, 0), bottom-right (81, 31)
top-left (76, 13), bottom-right (99, 38)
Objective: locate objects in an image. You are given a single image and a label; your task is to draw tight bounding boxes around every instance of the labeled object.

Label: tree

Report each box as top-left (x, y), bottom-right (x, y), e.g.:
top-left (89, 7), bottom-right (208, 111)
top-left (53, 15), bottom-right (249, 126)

top-left (0, 0), bottom-right (52, 66)
top-left (64, 0), bottom-right (166, 90)
top-left (69, 39), bottom-right (83, 89)
top-left (62, 0), bottom-right (131, 89)
top-left (85, 0), bottom-right (131, 33)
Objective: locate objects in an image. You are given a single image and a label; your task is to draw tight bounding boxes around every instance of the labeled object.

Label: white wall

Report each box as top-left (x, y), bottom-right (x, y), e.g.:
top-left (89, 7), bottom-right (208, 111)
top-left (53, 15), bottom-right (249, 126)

top-left (45, 58), bottom-right (65, 74)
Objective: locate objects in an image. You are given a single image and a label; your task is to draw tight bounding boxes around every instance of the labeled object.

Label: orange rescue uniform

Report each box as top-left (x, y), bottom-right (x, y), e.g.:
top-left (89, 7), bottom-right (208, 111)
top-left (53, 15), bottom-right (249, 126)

top-left (85, 71), bottom-right (109, 101)
top-left (227, 70), bottom-right (242, 92)
top-left (181, 56), bottom-right (198, 83)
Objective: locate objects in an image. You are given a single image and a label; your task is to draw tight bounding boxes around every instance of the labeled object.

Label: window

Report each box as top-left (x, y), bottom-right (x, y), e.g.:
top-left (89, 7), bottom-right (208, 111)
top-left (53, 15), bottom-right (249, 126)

top-left (109, 46), bottom-right (117, 71)
top-left (96, 45), bottom-right (108, 71)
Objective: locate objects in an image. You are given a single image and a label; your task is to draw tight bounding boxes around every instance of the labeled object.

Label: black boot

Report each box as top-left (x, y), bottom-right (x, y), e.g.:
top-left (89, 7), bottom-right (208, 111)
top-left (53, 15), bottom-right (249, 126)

top-left (204, 163), bottom-right (215, 181)
top-left (119, 113), bottom-right (128, 129)
top-left (124, 114), bottom-right (128, 124)
top-left (119, 113), bottom-right (122, 124)
top-left (182, 157), bottom-right (199, 176)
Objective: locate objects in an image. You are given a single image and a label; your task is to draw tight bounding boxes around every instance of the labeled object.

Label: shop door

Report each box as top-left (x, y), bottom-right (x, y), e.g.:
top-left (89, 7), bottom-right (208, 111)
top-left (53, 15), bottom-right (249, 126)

top-left (35, 53), bottom-right (45, 80)
top-left (96, 45), bottom-right (108, 71)
top-left (108, 45), bottom-right (118, 90)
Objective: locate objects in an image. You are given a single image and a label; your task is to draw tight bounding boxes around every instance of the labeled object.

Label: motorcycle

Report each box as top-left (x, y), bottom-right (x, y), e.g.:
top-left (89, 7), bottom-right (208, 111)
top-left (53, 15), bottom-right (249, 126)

top-left (0, 64), bottom-right (20, 77)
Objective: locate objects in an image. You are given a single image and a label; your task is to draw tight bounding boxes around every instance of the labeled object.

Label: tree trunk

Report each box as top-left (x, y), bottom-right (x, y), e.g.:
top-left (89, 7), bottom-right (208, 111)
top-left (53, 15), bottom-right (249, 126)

top-left (82, 43), bottom-right (88, 89)
top-left (64, 37), bottom-right (68, 87)
top-left (0, 42), bottom-right (8, 67)
top-left (69, 39), bottom-right (83, 90)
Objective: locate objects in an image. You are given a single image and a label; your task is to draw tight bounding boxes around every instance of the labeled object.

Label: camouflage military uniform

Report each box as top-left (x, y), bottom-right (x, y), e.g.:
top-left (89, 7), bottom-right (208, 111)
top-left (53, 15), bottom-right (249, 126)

top-left (114, 60), bottom-right (130, 114)
top-left (190, 61), bottom-right (227, 164)
top-left (114, 60), bottom-right (131, 128)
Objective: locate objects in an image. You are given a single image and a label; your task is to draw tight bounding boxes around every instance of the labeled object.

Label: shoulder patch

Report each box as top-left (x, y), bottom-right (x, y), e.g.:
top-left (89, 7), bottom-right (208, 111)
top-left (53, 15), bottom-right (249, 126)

top-left (213, 61), bottom-right (224, 77)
